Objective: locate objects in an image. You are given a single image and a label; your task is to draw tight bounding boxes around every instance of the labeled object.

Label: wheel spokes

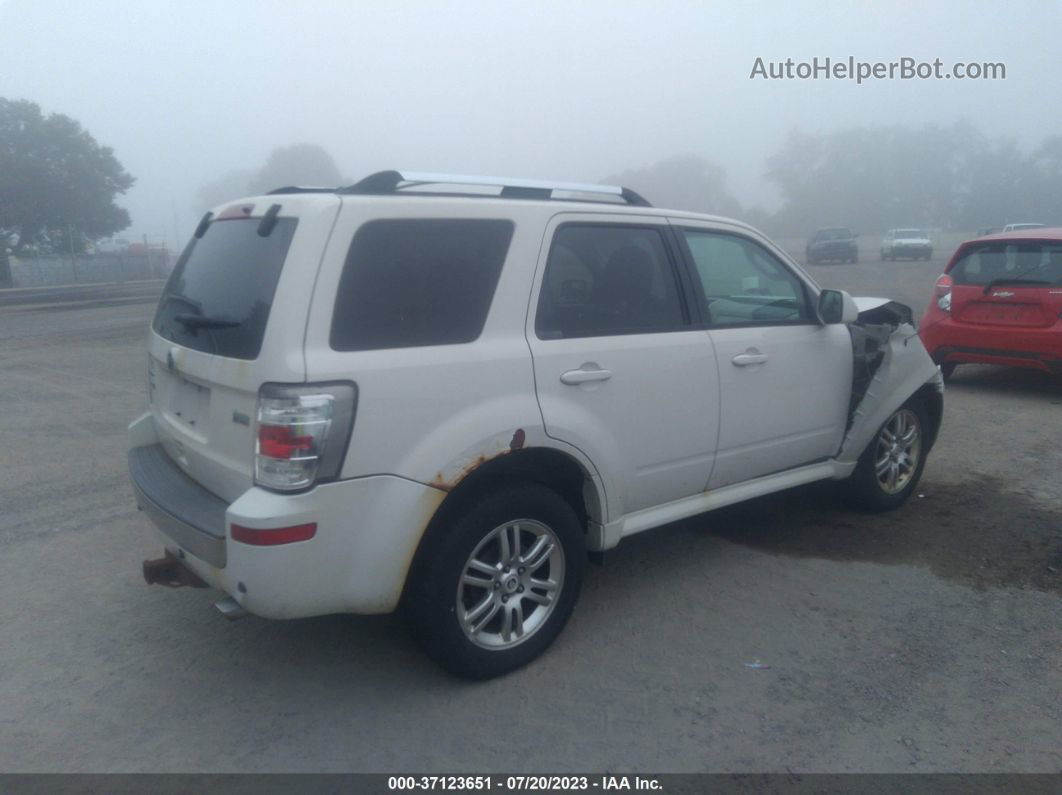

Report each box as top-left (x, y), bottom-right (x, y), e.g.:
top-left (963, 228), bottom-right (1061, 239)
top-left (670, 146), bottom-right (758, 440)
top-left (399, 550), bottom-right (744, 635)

top-left (523, 537), bottom-right (555, 572)
top-left (456, 518), bottom-right (565, 650)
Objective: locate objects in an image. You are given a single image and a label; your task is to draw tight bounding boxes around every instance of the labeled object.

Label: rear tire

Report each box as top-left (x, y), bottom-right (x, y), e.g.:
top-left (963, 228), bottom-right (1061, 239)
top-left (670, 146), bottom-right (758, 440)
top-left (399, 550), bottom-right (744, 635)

top-left (843, 399), bottom-right (930, 513)
top-left (404, 483), bottom-right (585, 679)
top-left (940, 362), bottom-right (956, 380)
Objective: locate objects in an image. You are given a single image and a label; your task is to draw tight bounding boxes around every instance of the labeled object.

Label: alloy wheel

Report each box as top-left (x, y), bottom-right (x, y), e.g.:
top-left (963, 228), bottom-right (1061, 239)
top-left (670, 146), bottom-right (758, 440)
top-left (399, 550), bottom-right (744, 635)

top-left (873, 408), bottom-right (922, 494)
top-left (456, 519), bottom-right (565, 649)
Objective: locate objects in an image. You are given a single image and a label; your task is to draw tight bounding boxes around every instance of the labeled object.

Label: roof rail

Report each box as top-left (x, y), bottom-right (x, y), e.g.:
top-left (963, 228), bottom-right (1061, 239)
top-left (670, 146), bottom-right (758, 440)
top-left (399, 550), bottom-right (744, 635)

top-left (267, 186), bottom-right (340, 195)
top-left (337, 170), bottom-right (651, 207)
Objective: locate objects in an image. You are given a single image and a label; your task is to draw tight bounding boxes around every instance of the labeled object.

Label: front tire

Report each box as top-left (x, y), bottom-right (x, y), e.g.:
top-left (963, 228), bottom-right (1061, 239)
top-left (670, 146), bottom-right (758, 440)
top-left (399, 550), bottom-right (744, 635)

top-left (404, 483), bottom-right (585, 679)
top-left (843, 399), bottom-right (930, 512)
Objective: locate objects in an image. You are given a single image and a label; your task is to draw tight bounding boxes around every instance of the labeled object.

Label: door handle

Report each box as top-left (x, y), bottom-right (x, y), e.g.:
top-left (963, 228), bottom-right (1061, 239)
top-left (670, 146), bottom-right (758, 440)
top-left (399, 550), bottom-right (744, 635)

top-left (560, 367), bottom-right (613, 385)
top-left (732, 352), bottom-right (768, 367)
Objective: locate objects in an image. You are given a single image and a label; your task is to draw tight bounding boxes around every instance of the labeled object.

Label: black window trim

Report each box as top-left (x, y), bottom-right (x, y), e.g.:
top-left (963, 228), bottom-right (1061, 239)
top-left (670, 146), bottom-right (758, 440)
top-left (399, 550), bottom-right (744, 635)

top-left (672, 224), bottom-right (820, 330)
top-left (534, 220), bottom-right (698, 341)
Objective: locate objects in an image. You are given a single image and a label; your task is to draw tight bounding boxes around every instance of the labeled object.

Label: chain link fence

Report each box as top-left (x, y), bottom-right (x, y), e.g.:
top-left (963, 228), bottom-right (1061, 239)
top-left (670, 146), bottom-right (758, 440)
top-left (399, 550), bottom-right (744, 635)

top-left (0, 250), bottom-right (174, 288)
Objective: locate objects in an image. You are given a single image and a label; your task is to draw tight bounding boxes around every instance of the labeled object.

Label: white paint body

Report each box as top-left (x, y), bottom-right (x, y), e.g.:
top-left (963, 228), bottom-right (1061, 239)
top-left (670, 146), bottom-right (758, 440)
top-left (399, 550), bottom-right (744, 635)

top-left (129, 189), bottom-right (941, 617)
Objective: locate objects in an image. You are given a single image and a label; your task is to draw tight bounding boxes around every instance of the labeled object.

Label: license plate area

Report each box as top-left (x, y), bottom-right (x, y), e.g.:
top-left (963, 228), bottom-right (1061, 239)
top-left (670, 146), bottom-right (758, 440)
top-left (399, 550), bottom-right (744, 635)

top-left (166, 376), bottom-right (211, 431)
top-left (959, 302), bottom-right (1043, 326)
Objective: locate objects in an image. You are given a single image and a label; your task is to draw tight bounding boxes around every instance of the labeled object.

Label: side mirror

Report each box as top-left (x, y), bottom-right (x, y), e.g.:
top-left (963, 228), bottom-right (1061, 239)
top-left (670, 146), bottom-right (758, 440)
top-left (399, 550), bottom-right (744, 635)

top-left (818, 289), bottom-right (859, 325)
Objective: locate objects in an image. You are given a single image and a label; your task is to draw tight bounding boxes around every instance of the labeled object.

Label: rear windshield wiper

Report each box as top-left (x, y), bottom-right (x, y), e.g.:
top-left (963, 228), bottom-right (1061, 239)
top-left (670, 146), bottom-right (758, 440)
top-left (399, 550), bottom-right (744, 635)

top-left (173, 313), bottom-right (240, 330)
top-left (982, 278), bottom-right (1051, 295)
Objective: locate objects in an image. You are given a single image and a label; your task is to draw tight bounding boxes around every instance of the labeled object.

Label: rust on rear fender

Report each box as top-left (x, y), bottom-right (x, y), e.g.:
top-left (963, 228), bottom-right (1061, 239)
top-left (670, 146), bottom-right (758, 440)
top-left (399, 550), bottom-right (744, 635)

top-left (429, 429), bottom-right (526, 492)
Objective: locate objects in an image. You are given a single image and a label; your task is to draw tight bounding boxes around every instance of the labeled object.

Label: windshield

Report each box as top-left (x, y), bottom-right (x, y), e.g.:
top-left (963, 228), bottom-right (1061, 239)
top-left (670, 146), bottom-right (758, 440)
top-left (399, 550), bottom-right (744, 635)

top-left (895, 229), bottom-right (925, 238)
top-left (950, 242), bottom-right (1062, 286)
top-left (153, 217), bottom-right (297, 359)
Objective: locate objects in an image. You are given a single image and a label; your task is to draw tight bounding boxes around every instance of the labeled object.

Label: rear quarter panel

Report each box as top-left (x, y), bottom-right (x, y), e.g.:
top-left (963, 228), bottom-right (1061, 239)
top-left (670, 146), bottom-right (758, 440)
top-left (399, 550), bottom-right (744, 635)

top-left (301, 198), bottom-right (600, 492)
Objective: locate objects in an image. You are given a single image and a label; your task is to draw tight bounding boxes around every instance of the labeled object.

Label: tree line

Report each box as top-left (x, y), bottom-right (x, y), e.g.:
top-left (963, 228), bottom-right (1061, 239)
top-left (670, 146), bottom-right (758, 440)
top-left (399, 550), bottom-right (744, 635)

top-left (4, 96), bottom-right (1061, 270)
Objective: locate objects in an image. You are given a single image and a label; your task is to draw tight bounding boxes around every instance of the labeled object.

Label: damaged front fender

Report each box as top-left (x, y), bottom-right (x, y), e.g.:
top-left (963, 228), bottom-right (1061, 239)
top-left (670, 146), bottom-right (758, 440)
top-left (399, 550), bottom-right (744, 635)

top-left (838, 298), bottom-right (943, 466)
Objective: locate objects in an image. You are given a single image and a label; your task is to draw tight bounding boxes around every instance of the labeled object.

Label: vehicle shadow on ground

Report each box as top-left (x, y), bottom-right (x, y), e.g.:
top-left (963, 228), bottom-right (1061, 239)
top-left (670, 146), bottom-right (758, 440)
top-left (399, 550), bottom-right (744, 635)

top-left (947, 364), bottom-right (1062, 398)
top-left (692, 475), bottom-right (1061, 596)
top-left (180, 471), bottom-right (1059, 691)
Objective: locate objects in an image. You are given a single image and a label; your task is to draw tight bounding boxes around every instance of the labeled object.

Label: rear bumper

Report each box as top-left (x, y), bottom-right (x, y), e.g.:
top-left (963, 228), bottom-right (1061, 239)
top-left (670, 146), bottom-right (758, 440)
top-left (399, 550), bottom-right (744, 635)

top-left (128, 419), bottom-right (446, 618)
top-left (921, 316), bottom-right (1062, 373)
top-left (889, 245), bottom-right (932, 257)
top-left (129, 445), bottom-right (228, 567)
top-left (809, 246), bottom-right (856, 259)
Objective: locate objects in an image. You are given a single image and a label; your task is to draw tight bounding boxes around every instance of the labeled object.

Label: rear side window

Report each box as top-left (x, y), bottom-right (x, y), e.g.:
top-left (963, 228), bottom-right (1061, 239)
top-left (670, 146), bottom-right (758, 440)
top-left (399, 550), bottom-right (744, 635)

top-left (535, 224), bottom-right (687, 339)
top-left (153, 218), bottom-right (297, 360)
top-left (330, 219), bottom-right (514, 351)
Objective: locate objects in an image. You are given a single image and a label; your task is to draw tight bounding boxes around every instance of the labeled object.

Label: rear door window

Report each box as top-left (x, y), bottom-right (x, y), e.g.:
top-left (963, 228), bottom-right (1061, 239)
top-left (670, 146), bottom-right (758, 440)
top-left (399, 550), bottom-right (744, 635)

top-left (153, 217), bottom-right (297, 360)
top-left (535, 224), bottom-right (687, 339)
top-left (329, 219), bottom-right (514, 351)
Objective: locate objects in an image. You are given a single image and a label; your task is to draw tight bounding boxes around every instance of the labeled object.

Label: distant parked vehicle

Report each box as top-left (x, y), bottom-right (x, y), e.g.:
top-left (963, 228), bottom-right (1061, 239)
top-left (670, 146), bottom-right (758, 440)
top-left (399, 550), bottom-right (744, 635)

top-left (806, 228), bottom-right (858, 264)
top-left (1001, 223), bottom-right (1046, 233)
top-left (93, 237), bottom-right (131, 255)
top-left (126, 242), bottom-right (168, 257)
top-left (880, 229), bottom-right (933, 261)
top-left (920, 227), bottom-right (1062, 378)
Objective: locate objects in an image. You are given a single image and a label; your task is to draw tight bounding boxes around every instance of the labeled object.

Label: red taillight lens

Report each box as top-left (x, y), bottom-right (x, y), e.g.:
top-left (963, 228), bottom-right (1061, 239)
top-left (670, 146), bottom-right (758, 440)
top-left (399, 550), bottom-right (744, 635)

top-left (258, 425), bottom-right (314, 459)
top-left (231, 522), bottom-right (317, 546)
top-left (254, 383), bottom-right (357, 492)
top-left (934, 273), bottom-right (953, 312)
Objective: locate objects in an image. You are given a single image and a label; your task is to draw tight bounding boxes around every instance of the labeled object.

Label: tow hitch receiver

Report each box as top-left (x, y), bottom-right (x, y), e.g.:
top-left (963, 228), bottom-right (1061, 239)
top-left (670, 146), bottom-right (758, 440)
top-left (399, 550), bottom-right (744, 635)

top-left (142, 550), bottom-right (209, 588)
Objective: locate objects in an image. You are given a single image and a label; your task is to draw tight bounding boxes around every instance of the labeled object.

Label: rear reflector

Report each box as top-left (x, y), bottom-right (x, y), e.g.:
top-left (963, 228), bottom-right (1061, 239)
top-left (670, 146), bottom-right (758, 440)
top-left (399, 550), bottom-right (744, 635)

top-left (231, 522), bottom-right (317, 546)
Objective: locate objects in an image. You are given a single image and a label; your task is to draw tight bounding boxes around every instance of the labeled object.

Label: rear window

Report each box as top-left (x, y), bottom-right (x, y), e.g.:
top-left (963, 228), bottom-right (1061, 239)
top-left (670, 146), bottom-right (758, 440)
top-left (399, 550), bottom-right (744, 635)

top-left (153, 218), bottom-right (297, 360)
top-left (814, 229), bottom-right (853, 241)
top-left (950, 242), bottom-right (1062, 286)
top-left (329, 219), bottom-right (514, 351)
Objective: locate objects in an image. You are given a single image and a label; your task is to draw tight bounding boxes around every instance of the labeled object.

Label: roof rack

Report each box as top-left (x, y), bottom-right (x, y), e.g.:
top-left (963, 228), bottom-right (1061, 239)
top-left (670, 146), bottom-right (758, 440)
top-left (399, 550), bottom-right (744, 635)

top-left (336, 170), bottom-right (651, 207)
top-left (267, 186), bottom-right (341, 195)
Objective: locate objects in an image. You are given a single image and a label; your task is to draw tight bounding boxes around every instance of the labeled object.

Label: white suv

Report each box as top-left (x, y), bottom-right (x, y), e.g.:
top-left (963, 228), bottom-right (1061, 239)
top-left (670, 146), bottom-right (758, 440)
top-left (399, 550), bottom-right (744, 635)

top-left (129, 170), bottom-right (943, 678)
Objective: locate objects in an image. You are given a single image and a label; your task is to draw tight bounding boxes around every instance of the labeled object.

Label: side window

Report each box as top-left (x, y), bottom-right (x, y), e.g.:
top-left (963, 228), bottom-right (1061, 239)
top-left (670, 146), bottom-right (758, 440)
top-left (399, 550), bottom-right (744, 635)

top-left (535, 224), bottom-right (687, 339)
top-left (681, 230), bottom-right (811, 326)
top-left (330, 219), bottom-right (513, 351)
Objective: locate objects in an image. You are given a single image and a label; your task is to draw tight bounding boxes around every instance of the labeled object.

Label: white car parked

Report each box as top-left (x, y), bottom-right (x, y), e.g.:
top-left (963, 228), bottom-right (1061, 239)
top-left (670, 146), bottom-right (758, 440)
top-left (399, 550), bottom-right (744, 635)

top-left (881, 229), bottom-right (933, 261)
top-left (129, 171), bottom-right (943, 678)
top-left (93, 237), bottom-right (132, 255)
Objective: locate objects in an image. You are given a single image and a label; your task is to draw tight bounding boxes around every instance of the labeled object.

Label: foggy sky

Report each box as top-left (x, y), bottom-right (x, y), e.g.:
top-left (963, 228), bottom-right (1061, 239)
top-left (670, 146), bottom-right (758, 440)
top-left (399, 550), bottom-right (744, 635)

top-left (1, 0), bottom-right (1059, 246)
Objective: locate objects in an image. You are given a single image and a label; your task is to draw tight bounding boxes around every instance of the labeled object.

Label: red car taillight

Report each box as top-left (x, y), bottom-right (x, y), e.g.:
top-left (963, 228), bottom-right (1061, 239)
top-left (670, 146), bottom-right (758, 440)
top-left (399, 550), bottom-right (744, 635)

top-left (254, 383), bottom-right (357, 492)
top-left (934, 273), bottom-right (953, 312)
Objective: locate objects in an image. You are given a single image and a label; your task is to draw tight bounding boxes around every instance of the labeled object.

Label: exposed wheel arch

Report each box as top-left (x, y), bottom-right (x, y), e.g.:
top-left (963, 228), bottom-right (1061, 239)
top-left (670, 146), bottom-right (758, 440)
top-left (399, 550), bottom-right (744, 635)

top-left (402, 448), bottom-right (600, 605)
top-left (912, 380), bottom-right (944, 452)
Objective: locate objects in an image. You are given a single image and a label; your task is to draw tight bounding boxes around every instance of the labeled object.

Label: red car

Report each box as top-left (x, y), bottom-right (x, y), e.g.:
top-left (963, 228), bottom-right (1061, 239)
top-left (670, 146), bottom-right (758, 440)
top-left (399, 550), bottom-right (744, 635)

top-left (920, 228), bottom-right (1062, 378)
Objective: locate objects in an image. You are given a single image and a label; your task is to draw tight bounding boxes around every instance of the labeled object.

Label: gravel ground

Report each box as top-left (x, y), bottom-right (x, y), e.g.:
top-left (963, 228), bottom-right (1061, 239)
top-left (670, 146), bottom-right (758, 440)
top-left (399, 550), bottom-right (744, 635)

top-left (0, 267), bottom-right (1059, 774)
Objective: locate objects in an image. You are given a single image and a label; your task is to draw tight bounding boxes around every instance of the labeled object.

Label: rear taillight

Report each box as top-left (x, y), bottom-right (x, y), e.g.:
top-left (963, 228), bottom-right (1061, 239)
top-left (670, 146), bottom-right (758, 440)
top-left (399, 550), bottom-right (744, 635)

top-left (934, 274), bottom-right (953, 312)
top-left (254, 383), bottom-right (357, 491)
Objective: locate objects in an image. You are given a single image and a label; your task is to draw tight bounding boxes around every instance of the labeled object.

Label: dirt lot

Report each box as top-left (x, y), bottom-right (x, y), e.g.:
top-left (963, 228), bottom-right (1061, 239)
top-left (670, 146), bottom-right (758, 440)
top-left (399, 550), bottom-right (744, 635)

top-left (0, 265), bottom-right (1059, 774)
